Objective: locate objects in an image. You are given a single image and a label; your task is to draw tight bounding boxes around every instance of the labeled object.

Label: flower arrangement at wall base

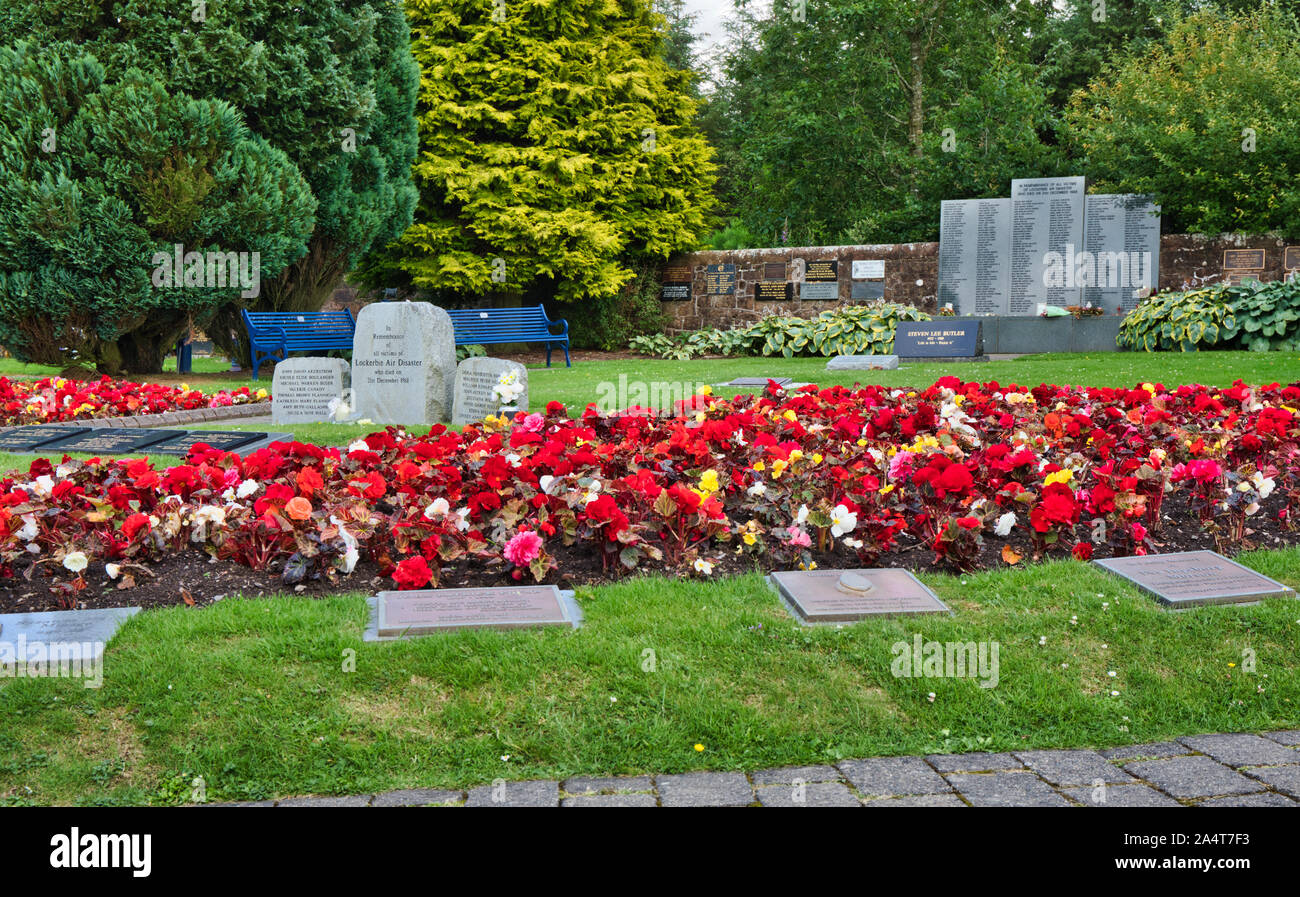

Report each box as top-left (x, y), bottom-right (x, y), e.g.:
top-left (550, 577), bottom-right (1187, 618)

top-left (0, 377), bottom-right (268, 426)
top-left (3, 375), bottom-right (1298, 608)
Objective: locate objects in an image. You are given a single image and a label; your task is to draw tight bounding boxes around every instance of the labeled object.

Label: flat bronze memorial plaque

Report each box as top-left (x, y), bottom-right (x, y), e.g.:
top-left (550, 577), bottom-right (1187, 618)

top-left (367, 585), bottom-right (581, 639)
top-left (769, 568), bottom-right (950, 625)
top-left (1094, 550), bottom-right (1296, 608)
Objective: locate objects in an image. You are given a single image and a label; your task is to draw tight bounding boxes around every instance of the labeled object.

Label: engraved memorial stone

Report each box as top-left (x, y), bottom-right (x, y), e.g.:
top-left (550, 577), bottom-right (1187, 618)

top-left (0, 425), bottom-right (86, 453)
top-left (352, 301), bottom-right (456, 425)
top-left (763, 262), bottom-right (786, 281)
top-left (1082, 194), bottom-right (1160, 312)
top-left (661, 265), bottom-right (691, 301)
top-left (799, 282), bottom-right (838, 300)
top-left (705, 264), bottom-right (736, 295)
top-left (804, 260), bottom-right (838, 281)
top-left (146, 430), bottom-right (266, 456)
top-left (452, 357), bottom-right (528, 427)
top-left (37, 428), bottom-right (179, 455)
top-left (1010, 177), bottom-right (1087, 313)
top-left (768, 568), bottom-right (950, 625)
top-left (723, 377), bottom-right (792, 388)
top-left (938, 198), bottom-right (1012, 315)
top-left (1285, 246), bottom-right (1300, 272)
top-left (895, 321), bottom-right (984, 359)
top-left (1223, 249), bottom-right (1266, 272)
top-left (826, 354), bottom-right (899, 371)
top-left (0, 606), bottom-right (140, 666)
top-left (850, 280), bottom-right (885, 300)
top-left (754, 281), bottom-right (792, 302)
top-left (1094, 550), bottom-right (1296, 609)
top-left (364, 585), bottom-right (583, 639)
top-left (271, 357), bottom-right (351, 424)
top-left (851, 260), bottom-right (885, 280)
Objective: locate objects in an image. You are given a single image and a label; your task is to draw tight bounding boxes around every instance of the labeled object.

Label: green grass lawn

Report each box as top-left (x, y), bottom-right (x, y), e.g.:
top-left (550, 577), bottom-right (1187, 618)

top-left (3, 348), bottom-right (1300, 805)
top-left (1, 552), bottom-right (1296, 805)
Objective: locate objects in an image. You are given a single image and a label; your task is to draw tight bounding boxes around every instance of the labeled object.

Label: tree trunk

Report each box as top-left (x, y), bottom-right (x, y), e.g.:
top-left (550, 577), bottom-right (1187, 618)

top-left (112, 314), bottom-right (190, 375)
top-left (908, 30), bottom-right (926, 158)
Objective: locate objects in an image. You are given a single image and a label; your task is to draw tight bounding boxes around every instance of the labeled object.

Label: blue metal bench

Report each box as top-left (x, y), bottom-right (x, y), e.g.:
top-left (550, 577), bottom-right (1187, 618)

top-left (445, 306), bottom-right (571, 367)
top-left (241, 309), bottom-right (356, 380)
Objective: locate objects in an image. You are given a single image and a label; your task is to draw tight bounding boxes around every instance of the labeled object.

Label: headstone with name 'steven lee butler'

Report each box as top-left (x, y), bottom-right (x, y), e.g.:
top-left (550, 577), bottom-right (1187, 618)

top-left (364, 585), bottom-right (583, 640)
top-left (1093, 550), bottom-right (1297, 609)
top-left (768, 569), bottom-right (950, 626)
top-left (895, 321), bottom-right (987, 362)
top-left (271, 357), bottom-right (351, 424)
top-left (452, 357), bottom-right (528, 426)
top-left (352, 301), bottom-right (456, 425)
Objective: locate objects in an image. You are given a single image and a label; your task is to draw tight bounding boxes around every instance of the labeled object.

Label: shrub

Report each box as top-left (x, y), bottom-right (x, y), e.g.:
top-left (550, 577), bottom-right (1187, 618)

top-left (0, 42), bottom-right (315, 373)
top-left (563, 262), bottom-right (669, 351)
top-left (1118, 279), bottom-right (1300, 352)
top-left (630, 301), bottom-right (932, 359)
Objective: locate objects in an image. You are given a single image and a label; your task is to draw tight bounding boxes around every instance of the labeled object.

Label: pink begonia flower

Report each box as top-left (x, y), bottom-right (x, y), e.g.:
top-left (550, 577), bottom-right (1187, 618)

top-left (504, 530), bottom-right (544, 566)
top-left (785, 525), bottom-right (812, 548)
top-left (1186, 459), bottom-right (1222, 483)
top-left (520, 413), bottom-right (545, 433)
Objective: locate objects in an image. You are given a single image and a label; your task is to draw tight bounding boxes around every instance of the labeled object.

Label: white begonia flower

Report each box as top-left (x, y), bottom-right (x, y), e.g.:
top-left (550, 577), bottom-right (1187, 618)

top-left (539, 475), bottom-right (559, 495)
top-left (746, 482), bottom-right (766, 498)
top-left (795, 504), bottom-right (809, 525)
top-left (105, 563), bottom-right (121, 580)
top-left (30, 475), bottom-right (54, 498)
top-left (347, 439), bottom-right (370, 454)
top-left (236, 479), bottom-right (260, 499)
top-left (17, 515), bottom-right (38, 542)
top-left (424, 497), bottom-right (450, 519)
top-left (994, 511), bottom-right (1017, 537)
top-left (55, 465), bottom-right (73, 479)
top-left (329, 515), bottom-right (361, 574)
top-left (455, 508), bottom-right (471, 531)
top-left (62, 551), bottom-right (88, 573)
top-left (829, 504), bottom-right (858, 537)
top-left (693, 558), bottom-right (714, 576)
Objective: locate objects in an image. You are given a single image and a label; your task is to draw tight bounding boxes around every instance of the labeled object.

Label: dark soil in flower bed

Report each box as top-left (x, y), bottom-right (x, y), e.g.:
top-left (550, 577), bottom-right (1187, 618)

top-left (3, 492), bottom-right (1294, 614)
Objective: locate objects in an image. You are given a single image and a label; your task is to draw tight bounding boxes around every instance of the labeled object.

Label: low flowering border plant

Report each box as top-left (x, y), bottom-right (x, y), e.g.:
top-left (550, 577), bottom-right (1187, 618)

top-left (0, 375), bottom-right (267, 426)
top-left (2, 378), bottom-right (1300, 594)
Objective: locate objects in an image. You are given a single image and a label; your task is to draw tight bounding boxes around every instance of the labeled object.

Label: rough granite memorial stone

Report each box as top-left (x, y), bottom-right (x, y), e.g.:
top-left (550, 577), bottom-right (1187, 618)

top-left (1094, 550), bottom-right (1296, 608)
top-left (364, 585), bottom-right (583, 639)
top-left (271, 357), bottom-right (351, 424)
top-left (826, 354), bottom-right (899, 371)
top-left (352, 301), bottom-right (455, 425)
top-left (452, 357), bottom-right (528, 426)
top-left (768, 569), bottom-right (950, 625)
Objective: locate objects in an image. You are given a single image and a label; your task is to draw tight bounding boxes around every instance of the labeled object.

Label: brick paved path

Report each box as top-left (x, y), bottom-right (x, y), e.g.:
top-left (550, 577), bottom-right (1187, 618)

top-left (214, 730), bottom-right (1300, 807)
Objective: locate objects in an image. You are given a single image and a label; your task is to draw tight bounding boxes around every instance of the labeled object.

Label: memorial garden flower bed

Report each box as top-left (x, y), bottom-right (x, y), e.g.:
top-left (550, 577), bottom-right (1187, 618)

top-left (0, 375), bottom-right (268, 427)
top-left (2, 376), bottom-right (1299, 611)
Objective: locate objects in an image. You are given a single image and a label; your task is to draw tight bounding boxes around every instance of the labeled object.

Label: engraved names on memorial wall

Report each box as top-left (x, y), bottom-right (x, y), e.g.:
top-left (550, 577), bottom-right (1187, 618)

top-left (1010, 176), bottom-right (1087, 313)
top-left (938, 177), bottom-right (1161, 316)
top-left (1082, 194), bottom-right (1160, 311)
top-left (938, 198), bottom-right (1010, 315)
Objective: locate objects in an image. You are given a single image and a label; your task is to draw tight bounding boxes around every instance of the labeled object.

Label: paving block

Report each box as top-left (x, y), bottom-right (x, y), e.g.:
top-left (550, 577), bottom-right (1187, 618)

top-left (655, 772), bottom-right (754, 807)
top-left (837, 757), bottom-right (950, 798)
top-left (1015, 749), bottom-right (1135, 786)
top-left (1125, 756), bottom-right (1263, 800)
top-left (1179, 733), bottom-right (1300, 767)
top-left (945, 772), bottom-right (1070, 807)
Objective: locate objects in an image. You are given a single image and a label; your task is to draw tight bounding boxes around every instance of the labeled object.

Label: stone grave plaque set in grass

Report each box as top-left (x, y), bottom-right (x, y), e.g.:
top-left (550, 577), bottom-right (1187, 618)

top-left (271, 357), bottom-right (351, 424)
top-left (768, 568), bottom-right (951, 626)
top-left (1094, 550), bottom-right (1296, 609)
top-left (0, 425), bottom-right (87, 452)
top-left (0, 606), bottom-right (140, 667)
top-left (364, 585), bottom-right (583, 641)
top-left (895, 320), bottom-right (988, 364)
top-left (452, 357), bottom-right (528, 426)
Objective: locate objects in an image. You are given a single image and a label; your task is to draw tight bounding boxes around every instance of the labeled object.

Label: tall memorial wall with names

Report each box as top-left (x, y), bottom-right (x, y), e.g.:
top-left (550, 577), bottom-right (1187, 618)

top-left (938, 177), bottom-right (1160, 316)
